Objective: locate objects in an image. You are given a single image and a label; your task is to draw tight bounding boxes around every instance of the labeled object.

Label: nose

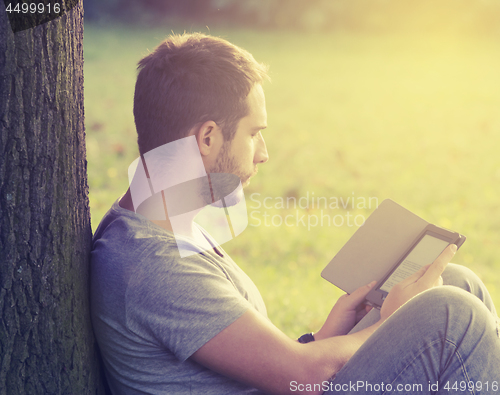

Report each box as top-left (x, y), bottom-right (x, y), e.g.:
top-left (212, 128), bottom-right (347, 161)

top-left (254, 133), bottom-right (269, 164)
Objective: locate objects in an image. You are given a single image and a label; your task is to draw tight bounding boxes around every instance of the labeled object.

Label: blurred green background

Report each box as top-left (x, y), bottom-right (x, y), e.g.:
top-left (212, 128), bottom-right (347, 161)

top-left (84, 0), bottom-right (500, 337)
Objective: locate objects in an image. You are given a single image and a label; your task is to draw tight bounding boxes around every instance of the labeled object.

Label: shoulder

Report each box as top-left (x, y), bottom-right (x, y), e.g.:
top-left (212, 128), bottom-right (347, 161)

top-left (91, 199), bottom-right (177, 260)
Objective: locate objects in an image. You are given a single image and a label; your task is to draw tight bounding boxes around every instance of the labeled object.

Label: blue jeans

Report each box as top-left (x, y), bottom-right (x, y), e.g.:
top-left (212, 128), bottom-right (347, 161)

top-left (325, 264), bottom-right (500, 394)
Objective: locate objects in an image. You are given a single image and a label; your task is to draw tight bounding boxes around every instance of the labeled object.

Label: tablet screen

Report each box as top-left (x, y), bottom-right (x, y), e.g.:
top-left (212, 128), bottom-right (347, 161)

top-left (379, 234), bottom-right (449, 292)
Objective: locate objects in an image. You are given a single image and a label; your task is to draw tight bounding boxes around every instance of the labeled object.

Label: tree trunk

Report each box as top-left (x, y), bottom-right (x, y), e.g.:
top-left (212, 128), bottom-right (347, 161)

top-left (0, 2), bottom-right (107, 393)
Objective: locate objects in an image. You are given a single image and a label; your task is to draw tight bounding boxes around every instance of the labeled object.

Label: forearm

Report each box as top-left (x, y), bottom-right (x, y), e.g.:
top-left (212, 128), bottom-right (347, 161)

top-left (192, 308), bottom-right (386, 395)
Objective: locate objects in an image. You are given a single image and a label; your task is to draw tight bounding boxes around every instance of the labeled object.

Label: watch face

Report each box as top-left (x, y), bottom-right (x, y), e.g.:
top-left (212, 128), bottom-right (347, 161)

top-left (298, 333), bottom-right (315, 344)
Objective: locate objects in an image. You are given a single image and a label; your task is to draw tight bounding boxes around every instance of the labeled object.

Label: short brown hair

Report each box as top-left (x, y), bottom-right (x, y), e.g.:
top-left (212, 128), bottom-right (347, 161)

top-left (133, 33), bottom-right (269, 155)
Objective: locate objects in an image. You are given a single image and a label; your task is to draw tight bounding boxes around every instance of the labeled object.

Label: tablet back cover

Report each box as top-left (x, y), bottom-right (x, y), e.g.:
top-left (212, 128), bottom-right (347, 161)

top-left (321, 199), bottom-right (428, 294)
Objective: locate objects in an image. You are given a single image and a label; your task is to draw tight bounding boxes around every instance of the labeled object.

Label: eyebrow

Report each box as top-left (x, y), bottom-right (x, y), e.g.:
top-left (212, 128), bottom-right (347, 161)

top-left (252, 126), bottom-right (267, 132)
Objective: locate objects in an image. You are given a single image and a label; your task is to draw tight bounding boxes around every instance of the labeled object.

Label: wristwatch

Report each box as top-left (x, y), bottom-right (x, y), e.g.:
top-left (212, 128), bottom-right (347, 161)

top-left (297, 332), bottom-right (315, 344)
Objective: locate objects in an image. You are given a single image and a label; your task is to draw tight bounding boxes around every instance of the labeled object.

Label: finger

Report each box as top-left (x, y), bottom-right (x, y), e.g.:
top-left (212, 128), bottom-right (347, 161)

top-left (343, 280), bottom-right (377, 308)
top-left (356, 308), bottom-right (370, 322)
top-left (355, 302), bottom-right (371, 313)
top-left (397, 264), bottom-right (430, 288)
top-left (419, 244), bottom-right (456, 288)
top-left (434, 275), bottom-right (443, 287)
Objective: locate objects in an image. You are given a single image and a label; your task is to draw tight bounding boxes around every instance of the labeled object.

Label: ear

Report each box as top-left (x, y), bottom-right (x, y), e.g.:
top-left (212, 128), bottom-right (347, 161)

top-left (193, 120), bottom-right (222, 157)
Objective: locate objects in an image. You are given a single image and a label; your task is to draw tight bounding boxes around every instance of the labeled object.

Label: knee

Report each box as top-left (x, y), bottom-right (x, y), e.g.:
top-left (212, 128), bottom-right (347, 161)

top-left (415, 285), bottom-right (478, 312)
top-left (406, 286), bottom-right (493, 332)
top-left (442, 263), bottom-right (489, 300)
top-left (419, 286), bottom-right (500, 342)
top-left (442, 263), bottom-right (477, 289)
top-left (379, 286), bottom-right (499, 353)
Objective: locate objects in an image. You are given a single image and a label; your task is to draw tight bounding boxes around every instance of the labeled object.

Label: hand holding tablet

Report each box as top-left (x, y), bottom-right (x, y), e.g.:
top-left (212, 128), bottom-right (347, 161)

top-left (366, 224), bottom-right (465, 308)
top-left (379, 243), bottom-right (458, 321)
top-left (322, 199), bottom-right (465, 310)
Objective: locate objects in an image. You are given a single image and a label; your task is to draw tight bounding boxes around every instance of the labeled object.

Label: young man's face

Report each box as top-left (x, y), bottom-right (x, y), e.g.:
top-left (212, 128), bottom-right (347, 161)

top-left (210, 84), bottom-right (269, 187)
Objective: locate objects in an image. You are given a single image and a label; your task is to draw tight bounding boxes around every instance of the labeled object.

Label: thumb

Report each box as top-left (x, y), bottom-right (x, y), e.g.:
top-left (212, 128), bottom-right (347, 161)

top-left (420, 244), bottom-right (456, 287)
top-left (344, 280), bottom-right (377, 307)
top-left (398, 264), bottom-right (431, 288)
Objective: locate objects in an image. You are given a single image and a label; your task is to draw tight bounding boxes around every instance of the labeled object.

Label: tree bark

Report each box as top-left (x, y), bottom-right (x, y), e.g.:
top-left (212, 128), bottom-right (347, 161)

top-left (0, 1), bottom-right (106, 393)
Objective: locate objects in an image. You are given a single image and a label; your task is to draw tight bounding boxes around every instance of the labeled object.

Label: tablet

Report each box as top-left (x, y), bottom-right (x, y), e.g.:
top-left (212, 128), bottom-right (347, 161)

top-left (365, 224), bottom-right (466, 308)
top-left (321, 199), bottom-right (429, 295)
top-left (321, 199), bottom-right (466, 306)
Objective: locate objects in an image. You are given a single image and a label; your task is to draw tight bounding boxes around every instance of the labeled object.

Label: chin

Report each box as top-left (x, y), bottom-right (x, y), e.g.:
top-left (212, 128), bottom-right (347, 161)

top-left (210, 185), bottom-right (245, 208)
top-left (241, 170), bottom-right (257, 188)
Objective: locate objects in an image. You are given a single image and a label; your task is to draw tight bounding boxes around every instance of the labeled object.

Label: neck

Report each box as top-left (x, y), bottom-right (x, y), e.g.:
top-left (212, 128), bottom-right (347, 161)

top-left (119, 188), bottom-right (201, 240)
top-left (119, 188), bottom-right (226, 257)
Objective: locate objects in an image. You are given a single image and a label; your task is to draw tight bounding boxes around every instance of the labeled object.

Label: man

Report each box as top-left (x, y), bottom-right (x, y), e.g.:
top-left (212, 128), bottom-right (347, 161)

top-left (90, 33), bottom-right (500, 394)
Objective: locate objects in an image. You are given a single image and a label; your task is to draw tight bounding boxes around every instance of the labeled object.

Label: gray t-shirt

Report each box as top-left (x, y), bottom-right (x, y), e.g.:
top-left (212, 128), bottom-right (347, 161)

top-left (90, 200), bottom-right (267, 394)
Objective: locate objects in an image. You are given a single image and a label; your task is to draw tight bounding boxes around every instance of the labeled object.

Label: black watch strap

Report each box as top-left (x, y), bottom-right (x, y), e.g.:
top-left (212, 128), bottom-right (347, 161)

top-left (298, 332), bottom-right (315, 344)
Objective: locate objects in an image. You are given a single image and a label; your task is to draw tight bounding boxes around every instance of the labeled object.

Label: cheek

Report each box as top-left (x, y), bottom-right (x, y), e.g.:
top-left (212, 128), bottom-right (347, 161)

top-left (237, 138), bottom-right (254, 161)
top-left (249, 140), bottom-right (259, 162)
top-left (234, 136), bottom-right (256, 164)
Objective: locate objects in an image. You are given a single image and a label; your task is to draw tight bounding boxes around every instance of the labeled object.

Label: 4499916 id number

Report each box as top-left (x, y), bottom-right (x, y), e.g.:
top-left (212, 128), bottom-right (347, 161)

top-left (5, 2), bottom-right (61, 14)
top-left (443, 381), bottom-right (498, 392)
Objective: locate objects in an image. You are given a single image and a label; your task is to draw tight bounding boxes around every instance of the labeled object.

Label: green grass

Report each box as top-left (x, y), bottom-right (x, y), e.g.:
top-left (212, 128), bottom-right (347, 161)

top-left (84, 24), bottom-right (500, 337)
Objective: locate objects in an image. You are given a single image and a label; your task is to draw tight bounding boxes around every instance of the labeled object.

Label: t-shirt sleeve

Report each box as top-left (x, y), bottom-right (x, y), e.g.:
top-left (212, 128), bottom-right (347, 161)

top-left (125, 247), bottom-right (252, 362)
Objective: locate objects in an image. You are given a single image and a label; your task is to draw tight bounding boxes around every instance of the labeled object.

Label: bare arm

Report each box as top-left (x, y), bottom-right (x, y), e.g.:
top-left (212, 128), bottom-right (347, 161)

top-left (192, 307), bottom-right (382, 395)
top-left (191, 244), bottom-right (457, 395)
